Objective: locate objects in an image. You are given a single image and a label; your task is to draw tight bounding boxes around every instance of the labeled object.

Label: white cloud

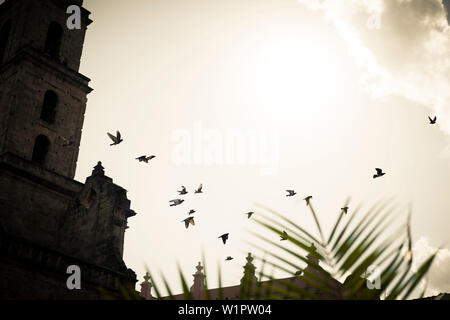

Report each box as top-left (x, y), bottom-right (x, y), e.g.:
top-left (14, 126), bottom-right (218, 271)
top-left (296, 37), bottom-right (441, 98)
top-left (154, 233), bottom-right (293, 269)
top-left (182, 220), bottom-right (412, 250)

top-left (297, 0), bottom-right (450, 135)
top-left (413, 237), bottom-right (450, 296)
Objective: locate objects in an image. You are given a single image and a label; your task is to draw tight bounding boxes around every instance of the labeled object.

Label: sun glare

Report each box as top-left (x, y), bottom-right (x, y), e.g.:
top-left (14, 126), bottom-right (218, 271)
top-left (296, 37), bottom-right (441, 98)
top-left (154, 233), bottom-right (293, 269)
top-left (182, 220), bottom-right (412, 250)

top-left (229, 23), bottom-right (348, 132)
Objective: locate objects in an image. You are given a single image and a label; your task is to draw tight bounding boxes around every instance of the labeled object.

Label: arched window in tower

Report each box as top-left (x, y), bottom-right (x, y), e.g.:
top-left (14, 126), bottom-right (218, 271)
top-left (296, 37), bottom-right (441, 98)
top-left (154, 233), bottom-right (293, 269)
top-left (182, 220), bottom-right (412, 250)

top-left (32, 135), bottom-right (50, 165)
top-left (44, 22), bottom-right (63, 59)
top-left (0, 20), bottom-right (12, 64)
top-left (40, 90), bottom-right (58, 124)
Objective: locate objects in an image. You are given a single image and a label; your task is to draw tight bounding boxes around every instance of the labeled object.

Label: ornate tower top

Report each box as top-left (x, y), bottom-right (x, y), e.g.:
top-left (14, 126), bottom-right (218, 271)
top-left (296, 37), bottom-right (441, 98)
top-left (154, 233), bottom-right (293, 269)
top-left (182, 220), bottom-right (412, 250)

top-left (194, 262), bottom-right (204, 275)
top-left (140, 272), bottom-right (154, 300)
top-left (190, 262), bottom-right (206, 299)
top-left (92, 161), bottom-right (105, 176)
top-left (241, 253), bottom-right (258, 285)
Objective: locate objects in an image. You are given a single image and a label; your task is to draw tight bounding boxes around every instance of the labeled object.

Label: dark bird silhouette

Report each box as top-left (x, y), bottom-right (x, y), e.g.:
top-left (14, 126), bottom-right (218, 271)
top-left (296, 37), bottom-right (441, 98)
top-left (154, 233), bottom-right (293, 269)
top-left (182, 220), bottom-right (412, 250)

top-left (304, 196), bottom-right (312, 206)
top-left (295, 270), bottom-right (303, 276)
top-left (219, 233), bottom-right (229, 245)
top-left (373, 168), bottom-right (385, 179)
top-left (195, 184), bottom-right (203, 194)
top-left (136, 155), bottom-right (156, 163)
top-left (182, 217), bottom-right (195, 229)
top-left (341, 206), bottom-right (349, 214)
top-left (188, 209), bottom-right (196, 215)
top-left (245, 212), bottom-right (254, 219)
top-left (280, 231), bottom-right (288, 241)
top-left (169, 199), bottom-right (184, 207)
top-left (107, 131), bottom-right (123, 146)
top-left (286, 190), bottom-right (296, 197)
top-left (225, 256), bottom-right (234, 261)
top-left (428, 116), bottom-right (437, 124)
top-left (178, 186), bottom-right (188, 195)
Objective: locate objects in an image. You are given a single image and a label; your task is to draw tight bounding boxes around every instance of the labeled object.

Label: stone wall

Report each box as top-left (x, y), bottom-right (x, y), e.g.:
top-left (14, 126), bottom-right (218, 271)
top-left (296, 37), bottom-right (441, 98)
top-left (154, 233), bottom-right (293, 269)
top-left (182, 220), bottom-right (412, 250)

top-left (0, 224), bottom-right (137, 300)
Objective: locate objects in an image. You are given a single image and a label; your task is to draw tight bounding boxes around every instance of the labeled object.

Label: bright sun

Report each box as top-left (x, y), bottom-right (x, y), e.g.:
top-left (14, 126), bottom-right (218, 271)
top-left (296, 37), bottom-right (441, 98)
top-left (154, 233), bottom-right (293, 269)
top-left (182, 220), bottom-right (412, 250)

top-left (222, 21), bottom-right (349, 131)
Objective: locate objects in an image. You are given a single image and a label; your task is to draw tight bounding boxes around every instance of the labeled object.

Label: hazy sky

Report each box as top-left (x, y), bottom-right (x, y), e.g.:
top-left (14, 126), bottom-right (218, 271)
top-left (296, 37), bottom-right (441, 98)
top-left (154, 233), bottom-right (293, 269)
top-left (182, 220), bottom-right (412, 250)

top-left (76, 0), bottom-right (450, 296)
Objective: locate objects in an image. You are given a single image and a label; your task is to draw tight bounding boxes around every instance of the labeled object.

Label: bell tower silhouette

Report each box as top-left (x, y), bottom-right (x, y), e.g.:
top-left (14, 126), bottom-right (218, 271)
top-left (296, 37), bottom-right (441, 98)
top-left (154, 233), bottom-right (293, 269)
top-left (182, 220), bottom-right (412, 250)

top-left (0, 0), bottom-right (92, 178)
top-left (0, 1), bottom-right (138, 299)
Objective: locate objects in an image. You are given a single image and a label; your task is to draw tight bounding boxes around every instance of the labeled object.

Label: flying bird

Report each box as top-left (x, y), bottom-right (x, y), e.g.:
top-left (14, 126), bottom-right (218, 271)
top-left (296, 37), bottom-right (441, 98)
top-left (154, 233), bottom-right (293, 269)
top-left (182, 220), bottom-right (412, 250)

top-left (373, 168), bottom-right (385, 179)
top-left (182, 217), bottom-right (195, 229)
top-left (136, 155), bottom-right (155, 163)
top-left (428, 116), bottom-right (437, 124)
top-left (225, 256), bottom-right (234, 261)
top-left (178, 186), bottom-right (188, 195)
top-left (219, 233), bottom-right (229, 245)
top-left (280, 231), bottom-right (288, 241)
top-left (341, 206), bottom-right (349, 214)
top-left (188, 209), bottom-right (196, 215)
top-left (107, 131), bottom-right (123, 146)
top-left (286, 190), bottom-right (296, 197)
top-left (169, 199), bottom-right (184, 207)
top-left (195, 184), bottom-right (203, 194)
top-left (304, 196), bottom-right (312, 206)
top-left (245, 212), bottom-right (254, 219)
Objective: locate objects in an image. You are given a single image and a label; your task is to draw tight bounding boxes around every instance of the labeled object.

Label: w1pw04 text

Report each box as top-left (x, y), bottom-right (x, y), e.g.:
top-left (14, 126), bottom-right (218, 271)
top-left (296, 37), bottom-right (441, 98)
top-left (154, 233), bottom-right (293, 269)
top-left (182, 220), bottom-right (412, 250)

top-left (222, 304), bottom-right (272, 315)
top-left (177, 304), bottom-right (272, 317)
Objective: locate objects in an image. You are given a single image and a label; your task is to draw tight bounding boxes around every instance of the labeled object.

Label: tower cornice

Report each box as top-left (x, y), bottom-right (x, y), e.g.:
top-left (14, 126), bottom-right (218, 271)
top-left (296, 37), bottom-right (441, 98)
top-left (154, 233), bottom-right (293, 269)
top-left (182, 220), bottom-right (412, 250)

top-left (0, 44), bottom-right (93, 93)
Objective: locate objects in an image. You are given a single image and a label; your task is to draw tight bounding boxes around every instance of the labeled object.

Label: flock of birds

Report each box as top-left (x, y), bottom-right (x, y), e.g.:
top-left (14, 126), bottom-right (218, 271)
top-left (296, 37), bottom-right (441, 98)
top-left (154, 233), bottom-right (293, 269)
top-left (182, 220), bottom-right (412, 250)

top-left (168, 184), bottom-right (233, 258)
top-left (104, 114), bottom-right (438, 262)
top-left (106, 131), bottom-right (237, 260)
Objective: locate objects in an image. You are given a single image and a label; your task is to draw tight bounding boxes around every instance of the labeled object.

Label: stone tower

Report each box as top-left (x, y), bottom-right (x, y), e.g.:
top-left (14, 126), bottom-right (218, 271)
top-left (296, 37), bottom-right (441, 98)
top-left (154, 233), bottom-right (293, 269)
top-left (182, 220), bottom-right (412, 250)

top-left (0, 0), bottom-right (91, 178)
top-left (0, 0), bottom-right (138, 299)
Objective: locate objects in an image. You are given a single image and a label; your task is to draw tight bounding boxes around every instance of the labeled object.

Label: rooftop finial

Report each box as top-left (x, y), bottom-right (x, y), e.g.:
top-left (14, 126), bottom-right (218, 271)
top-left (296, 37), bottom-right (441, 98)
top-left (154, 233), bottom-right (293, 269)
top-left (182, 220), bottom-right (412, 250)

top-left (92, 161), bottom-right (105, 176)
top-left (191, 262), bottom-right (206, 299)
top-left (241, 253), bottom-right (257, 284)
top-left (195, 262), bottom-right (203, 275)
top-left (139, 272), bottom-right (153, 300)
top-left (240, 253), bottom-right (258, 296)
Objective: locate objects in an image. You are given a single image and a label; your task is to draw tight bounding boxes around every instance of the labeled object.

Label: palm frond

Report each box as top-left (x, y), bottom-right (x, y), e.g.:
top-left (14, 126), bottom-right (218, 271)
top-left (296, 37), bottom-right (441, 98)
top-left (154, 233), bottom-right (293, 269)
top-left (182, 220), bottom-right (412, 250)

top-left (139, 198), bottom-right (435, 301)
